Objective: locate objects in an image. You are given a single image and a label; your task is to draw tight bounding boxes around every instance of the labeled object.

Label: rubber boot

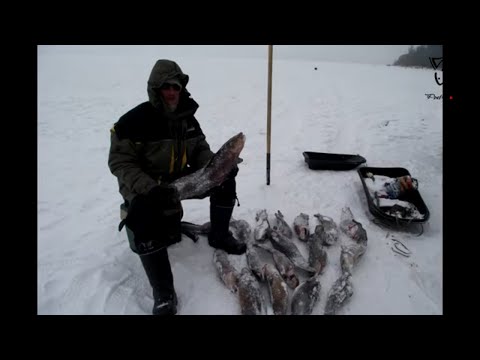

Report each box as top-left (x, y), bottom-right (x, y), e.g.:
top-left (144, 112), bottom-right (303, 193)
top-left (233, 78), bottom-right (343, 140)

top-left (208, 204), bottom-right (246, 255)
top-left (139, 248), bottom-right (177, 315)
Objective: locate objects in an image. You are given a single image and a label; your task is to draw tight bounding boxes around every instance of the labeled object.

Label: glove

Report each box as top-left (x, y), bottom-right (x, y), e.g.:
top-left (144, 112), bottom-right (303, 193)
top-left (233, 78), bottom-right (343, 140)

top-left (148, 183), bottom-right (180, 208)
top-left (124, 184), bottom-right (182, 250)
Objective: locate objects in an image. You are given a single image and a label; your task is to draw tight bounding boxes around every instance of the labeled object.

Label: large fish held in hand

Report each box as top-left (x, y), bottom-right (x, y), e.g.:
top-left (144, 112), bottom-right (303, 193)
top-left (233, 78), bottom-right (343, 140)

top-left (171, 132), bottom-right (246, 200)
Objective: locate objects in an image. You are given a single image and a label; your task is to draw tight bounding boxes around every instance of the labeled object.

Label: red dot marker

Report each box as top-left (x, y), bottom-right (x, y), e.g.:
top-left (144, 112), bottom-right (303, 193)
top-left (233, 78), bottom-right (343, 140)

top-left (449, 96), bottom-right (453, 100)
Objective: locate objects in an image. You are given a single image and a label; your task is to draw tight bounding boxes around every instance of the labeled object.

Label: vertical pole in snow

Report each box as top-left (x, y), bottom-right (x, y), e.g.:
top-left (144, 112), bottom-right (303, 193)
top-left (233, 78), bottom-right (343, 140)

top-left (266, 45), bottom-right (273, 185)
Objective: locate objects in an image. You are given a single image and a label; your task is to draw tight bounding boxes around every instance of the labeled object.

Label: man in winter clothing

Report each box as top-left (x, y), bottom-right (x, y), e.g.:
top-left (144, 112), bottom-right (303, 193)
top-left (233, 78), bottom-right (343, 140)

top-left (108, 59), bottom-right (246, 315)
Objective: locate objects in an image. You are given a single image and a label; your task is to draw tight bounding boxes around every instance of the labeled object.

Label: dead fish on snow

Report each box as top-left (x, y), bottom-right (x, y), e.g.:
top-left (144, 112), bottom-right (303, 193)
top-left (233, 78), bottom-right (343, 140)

top-left (254, 243), bottom-right (299, 289)
top-left (237, 268), bottom-right (266, 315)
top-left (339, 207), bottom-right (368, 245)
top-left (307, 232), bottom-right (328, 275)
top-left (339, 207), bottom-right (355, 235)
top-left (324, 272), bottom-right (353, 315)
top-left (351, 219), bottom-right (368, 245)
top-left (293, 213), bottom-right (310, 242)
top-left (254, 209), bottom-right (271, 242)
top-left (246, 244), bottom-right (265, 280)
top-left (270, 230), bottom-right (316, 274)
top-left (340, 243), bottom-right (367, 274)
top-left (290, 274), bottom-right (322, 315)
top-left (313, 213), bottom-right (338, 246)
top-left (179, 221), bottom-right (210, 235)
top-left (213, 249), bottom-right (240, 294)
top-left (230, 218), bottom-right (252, 243)
top-left (262, 264), bottom-right (289, 315)
top-left (273, 210), bottom-right (293, 239)
top-left (180, 218), bottom-right (252, 243)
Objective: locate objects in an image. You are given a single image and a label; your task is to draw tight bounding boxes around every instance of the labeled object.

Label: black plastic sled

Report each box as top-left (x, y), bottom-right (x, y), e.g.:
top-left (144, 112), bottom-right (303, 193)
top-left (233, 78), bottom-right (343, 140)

top-left (303, 152), bottom-right (367, 170)
top-left (357, 167), bottom-right (430, 230)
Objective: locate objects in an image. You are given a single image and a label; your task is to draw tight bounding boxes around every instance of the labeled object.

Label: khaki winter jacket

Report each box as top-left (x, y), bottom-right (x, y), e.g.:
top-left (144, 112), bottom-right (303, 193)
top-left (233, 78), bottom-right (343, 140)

top-left (108, 60), bottom-right (214, 203)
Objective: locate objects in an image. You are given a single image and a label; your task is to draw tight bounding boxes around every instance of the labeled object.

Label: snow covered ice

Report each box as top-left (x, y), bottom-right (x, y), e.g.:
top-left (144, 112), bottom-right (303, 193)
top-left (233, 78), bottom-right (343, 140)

top-left (38, 46), bottom-right (442, 315)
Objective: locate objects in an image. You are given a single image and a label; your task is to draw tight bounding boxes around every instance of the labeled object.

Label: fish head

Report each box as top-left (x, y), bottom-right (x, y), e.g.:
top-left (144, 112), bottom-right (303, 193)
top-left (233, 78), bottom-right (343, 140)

top-left (227, 132), bottom-right (246, 152)
top-left (223, 132), bottom-right (245, 163)
top-left (300, 227), bottom-right (308, 239)
top-left (207, 132), bottom-right (246, 180)
top-left (295, 224), bottom-right (310, 241)
top-left (285, 271), bottom-right (300, 289)
top-left (237, 220), bottom-right (252, 235)
top-left (255, 209), bottom-right (268, 222)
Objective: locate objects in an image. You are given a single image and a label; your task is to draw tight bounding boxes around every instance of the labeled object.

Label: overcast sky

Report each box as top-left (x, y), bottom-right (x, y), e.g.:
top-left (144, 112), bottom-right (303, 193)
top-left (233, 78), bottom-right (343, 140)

top-left (39, 45), bottom-right (413, 65)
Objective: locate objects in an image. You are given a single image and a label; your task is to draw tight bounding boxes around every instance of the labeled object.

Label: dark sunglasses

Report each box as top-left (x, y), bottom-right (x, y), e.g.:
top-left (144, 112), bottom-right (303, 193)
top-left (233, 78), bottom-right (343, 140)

top-left (158, 83), bottom-right (182, 91)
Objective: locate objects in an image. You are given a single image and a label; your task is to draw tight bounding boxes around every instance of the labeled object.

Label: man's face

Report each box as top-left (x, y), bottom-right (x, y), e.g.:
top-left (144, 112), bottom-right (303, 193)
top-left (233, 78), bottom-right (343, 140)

top-left (159, 82), bottom-right (181, 110)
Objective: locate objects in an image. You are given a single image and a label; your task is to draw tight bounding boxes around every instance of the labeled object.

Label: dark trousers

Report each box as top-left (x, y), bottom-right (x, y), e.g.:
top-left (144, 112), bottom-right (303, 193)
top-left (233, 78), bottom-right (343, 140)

top-left (123, 176), bottom-right (237, 254)
top-left (210, 176), bottom-right (237, 207)
top-left (122, 175), bottom-right (237, 304)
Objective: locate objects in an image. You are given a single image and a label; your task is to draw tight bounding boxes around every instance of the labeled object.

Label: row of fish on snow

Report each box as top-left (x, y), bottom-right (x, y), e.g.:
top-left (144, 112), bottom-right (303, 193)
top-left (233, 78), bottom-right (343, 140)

top-left (191, 207), bottom-right (369, 315)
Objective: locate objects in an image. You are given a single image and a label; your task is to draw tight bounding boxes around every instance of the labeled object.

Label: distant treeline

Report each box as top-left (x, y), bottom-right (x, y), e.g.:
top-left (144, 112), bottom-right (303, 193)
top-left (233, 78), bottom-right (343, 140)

top-left (392, 45), bottom-right (442, 69)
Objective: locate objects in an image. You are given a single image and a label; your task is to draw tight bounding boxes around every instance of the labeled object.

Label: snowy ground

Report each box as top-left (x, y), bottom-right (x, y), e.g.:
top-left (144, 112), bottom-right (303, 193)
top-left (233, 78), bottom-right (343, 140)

top-left (37, 46), bottom-right (442, 315)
